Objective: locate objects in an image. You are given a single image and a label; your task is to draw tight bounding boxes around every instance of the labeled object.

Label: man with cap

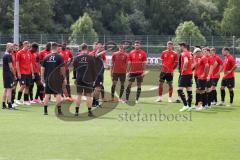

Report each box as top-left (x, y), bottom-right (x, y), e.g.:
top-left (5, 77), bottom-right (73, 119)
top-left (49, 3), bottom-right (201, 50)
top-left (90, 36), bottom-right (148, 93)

top-left (192, 47), bottom-right (202, 108)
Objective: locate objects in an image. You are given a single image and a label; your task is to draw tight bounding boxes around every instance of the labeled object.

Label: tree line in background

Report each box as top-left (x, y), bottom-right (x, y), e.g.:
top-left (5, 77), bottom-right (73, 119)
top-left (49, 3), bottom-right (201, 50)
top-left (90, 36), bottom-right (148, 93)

top-left (0, 0), bottom-right (240, 42)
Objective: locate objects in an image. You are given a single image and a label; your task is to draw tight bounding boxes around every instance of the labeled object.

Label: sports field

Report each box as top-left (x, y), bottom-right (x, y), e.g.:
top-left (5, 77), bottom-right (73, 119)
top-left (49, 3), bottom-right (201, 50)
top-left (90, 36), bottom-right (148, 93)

top-left (0, 70), bottom-right (240, 160)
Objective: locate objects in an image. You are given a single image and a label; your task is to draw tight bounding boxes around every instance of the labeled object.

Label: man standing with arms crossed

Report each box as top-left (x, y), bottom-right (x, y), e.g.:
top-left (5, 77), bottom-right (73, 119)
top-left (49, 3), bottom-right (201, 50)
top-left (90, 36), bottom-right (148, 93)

top-left (219, 47), bottom-right (236, 106)
top-left (195, 48), bottom-right (210, 110)
top-left (156, 41), bottom-right (178, 103)
top-left (125, 41), bottom-right (147, 104)
top-left (15, 41), bottom-right (34, 106)
top-left (178, 43), bottom-right (193, 112)
top-left (208, 48), bottom-right (223, 105)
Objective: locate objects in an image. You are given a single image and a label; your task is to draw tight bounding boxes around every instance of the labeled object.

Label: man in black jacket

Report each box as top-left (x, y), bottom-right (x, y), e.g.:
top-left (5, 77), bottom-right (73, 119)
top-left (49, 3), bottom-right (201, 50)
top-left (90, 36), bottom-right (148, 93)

top-left (73, 43), bottom-right (96, 117)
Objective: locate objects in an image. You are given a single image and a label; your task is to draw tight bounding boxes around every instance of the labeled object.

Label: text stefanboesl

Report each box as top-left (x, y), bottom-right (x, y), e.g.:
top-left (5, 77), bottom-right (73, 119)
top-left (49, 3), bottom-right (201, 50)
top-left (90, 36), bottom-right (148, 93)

top-left (118, 110), bottom-right (192, 122)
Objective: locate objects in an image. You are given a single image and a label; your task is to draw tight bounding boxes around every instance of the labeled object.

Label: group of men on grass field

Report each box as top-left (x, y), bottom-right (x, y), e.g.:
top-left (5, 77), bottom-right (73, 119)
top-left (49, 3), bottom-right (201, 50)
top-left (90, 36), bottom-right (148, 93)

top-left (2, 40), bottom-right (236, 116)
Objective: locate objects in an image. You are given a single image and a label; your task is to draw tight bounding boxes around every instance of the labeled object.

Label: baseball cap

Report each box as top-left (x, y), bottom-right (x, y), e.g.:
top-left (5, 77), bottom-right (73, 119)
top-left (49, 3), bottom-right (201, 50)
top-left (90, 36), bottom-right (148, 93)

top-left (193, 48), bottom-right (201, 54)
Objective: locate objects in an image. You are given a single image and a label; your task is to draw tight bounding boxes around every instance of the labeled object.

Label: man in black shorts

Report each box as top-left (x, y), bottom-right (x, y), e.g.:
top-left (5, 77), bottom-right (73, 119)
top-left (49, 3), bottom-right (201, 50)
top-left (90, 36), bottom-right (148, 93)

top-left (111, 43), bottom-right (128, 102)
top-left (16, 41), bottom-right (34, 106)
top-left (41, 42), bottom-right (66, 115)
top-left (196, 48), bottom-right (210, 110)
top-left (178, 43), bottom-right (193, 112)
top-left (29, 43), bottom-right (44, 104)
top-left (90, 42), bottom-right (105, 107)
top-left (157, 41), bottom-right (178, 103)
top-left (2, 43), bottom-right (16, 109)
top-left (192, 48), bottom-right (202, 108)
top-left (208, 48), bottom-right (223, 105)
top-left (125, 41), bottom-right (147, 104)
top-left (219, 47), bottom-right (236, 106)
top-left (73, 43), bottom-right (96, 117)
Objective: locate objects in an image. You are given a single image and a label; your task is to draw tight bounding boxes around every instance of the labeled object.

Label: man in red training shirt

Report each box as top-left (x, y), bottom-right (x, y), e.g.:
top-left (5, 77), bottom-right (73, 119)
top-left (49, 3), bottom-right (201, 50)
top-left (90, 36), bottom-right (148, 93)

top-left (178, 42), bottom-right (193, 112)
top-left (156, 41), bottom-right (178, 103)
top-left (219, 47), bottom-right (236, 106)
top-left (125, 41), bottom-right (147, 104)
top-left (15, 41), bottom-right (34, 106)
top-left (39, 42), bottom-right (51, 63)
top-left (111, 42), bottom-right (128, 102)
top-left (208, 48), bottom-right (223, 105)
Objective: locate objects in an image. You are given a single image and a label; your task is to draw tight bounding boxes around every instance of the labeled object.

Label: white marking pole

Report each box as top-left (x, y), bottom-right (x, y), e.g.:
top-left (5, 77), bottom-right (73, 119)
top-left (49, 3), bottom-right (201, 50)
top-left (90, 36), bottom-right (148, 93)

top-left (14, 0), bottom-right (19, 44)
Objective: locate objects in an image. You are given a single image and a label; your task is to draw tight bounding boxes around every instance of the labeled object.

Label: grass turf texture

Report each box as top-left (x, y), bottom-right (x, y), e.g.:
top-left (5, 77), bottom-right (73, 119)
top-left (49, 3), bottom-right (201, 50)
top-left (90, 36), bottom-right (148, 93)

top-left (0, 69), bottom-right (240, 160)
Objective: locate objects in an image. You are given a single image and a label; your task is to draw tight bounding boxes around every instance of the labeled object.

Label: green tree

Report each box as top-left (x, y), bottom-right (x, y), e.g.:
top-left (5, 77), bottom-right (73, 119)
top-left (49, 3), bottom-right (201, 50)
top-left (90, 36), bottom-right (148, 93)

top-left (19, 0), bottom-right (55, 33)
top-left (129, 9), bottom-right (150, 34)
top-left (174, 21), bottom-right (206, 46)
top-left (212, 0), bottom-right (228, 19)
top-left (70, 12), bottom-right (98, 44)
top-left (110, 12), bottom-right (131, 34)
top-left (146, 0), bottom-right (190, 34)
top-left (221, 0), bottom-right (240, 36)
top-left (0, 0), bottom-right (12, 33)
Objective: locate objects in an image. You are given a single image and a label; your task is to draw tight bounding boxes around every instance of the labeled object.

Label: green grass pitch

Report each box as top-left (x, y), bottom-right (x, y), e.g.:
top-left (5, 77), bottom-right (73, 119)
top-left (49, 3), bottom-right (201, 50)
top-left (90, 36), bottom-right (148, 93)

top-left (0, 69), bottom-right (240, 160)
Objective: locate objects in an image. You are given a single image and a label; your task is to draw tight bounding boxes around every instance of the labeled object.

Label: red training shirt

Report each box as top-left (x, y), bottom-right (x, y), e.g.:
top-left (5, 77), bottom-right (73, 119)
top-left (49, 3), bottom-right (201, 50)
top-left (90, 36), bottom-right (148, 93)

top-left (60, 49), bottom-right (73, 70)
top-left (180, 51), bottom-right (193, 75)
top-left (39, 49), bottom-right (51, 62)
top-left (128, 49), bottom-right (147, 74)
top-left (30, 50), bottom-right (40, 74)
top-left (194, 55), bottom-right (202, 77)
top-left (160, 50), bottom-right (178, 73)
top-left (16, 49), bottom-right (32, 75)
top-left (12, 51), bottom-right (17, 73)
top-left (210, 54), bottom-right (223, 79)
top-left (223, 54), bottom-right (236, 79)
top-left (112, 51), bottom-right (128, 74)
top-left (197, 55), bottom-right (209, 80)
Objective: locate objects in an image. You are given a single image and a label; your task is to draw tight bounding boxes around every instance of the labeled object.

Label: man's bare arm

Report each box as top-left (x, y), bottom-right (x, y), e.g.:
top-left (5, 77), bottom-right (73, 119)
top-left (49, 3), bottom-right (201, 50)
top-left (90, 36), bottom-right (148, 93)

top-left (8, 62), bottom-right (16, 78)
top-left (41, 67), bottom-right (45, 83)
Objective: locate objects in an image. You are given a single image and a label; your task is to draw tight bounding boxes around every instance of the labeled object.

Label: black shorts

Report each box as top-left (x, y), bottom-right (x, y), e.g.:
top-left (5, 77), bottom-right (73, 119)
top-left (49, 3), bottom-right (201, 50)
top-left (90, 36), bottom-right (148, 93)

top-left (206, 80), bottom-right (211, 88)
top-left (112, 73), bottom-right (126, 82)
top-left (128, 73), bottom-right (143, 83)
top-left (211, 78), bottom-right (219, 87)
top-left (221, 78), bottom-right (235, 88)
top-left (20, 74), bottom-right (32, 86)
top-left (159, 72), bottom-right (173, 83)
top-left (3, 75), bottom-right (14, 89)
top-left (45, 78), bottom-right (63, 94)
top-left (94, 74), bottom-right (104, 87)
top-left (194, 76), bottom-right (199, 88)
top-left (76, 81), bottom-right (94, 94)
top-left (33, 73), bottom-right (41, 82)
top-left (178, 74), bottom-right (193, 88)
top-left (197, 79), bottom-right (207, 90)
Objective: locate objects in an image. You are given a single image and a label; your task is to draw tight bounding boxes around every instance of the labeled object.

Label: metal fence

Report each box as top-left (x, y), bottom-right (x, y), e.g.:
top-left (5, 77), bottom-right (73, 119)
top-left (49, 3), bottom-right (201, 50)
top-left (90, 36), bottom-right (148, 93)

top-left (0, 34), bottom-right (240, 56)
